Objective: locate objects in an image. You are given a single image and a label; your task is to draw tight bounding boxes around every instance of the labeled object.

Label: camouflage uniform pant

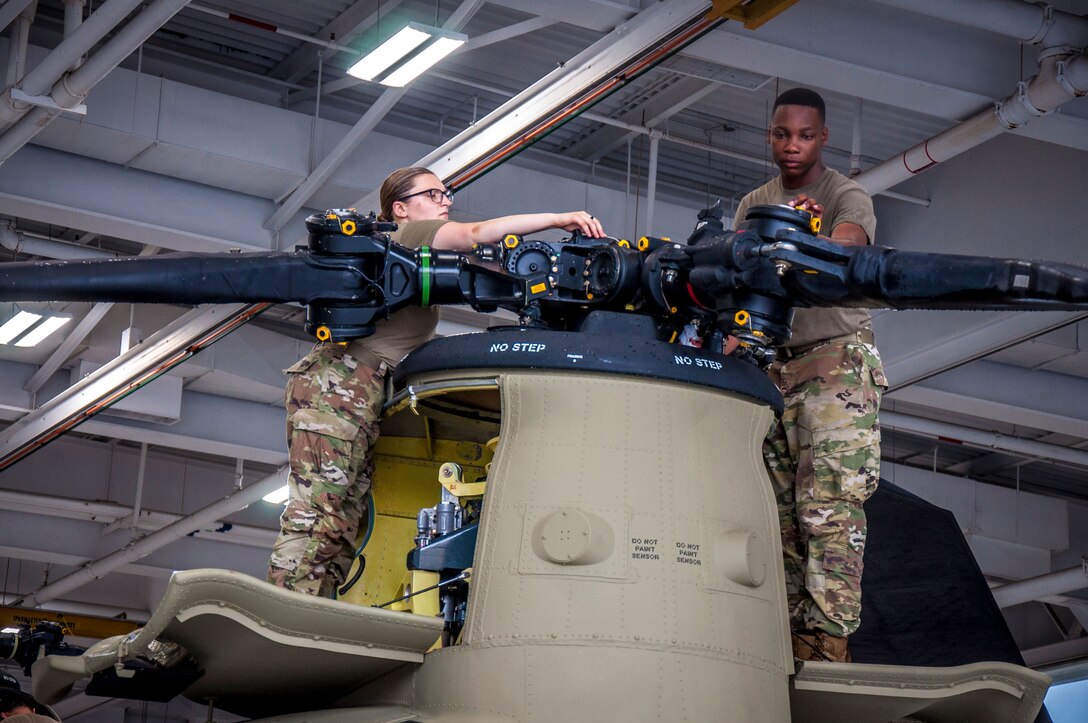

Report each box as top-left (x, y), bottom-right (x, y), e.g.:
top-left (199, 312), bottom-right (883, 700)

top-left (267, 343), bottom-right (386, 597)
top-left (764, 341), bottom-right (886, 637)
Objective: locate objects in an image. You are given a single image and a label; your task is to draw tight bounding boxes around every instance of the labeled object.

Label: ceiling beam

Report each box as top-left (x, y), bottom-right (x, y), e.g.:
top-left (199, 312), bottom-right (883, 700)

top-left (264, 0), bottom-right (487, 236)
top-left (24, 246), bottom-right (159, 396)
top-left (282, 15), bottom-right (553, 109)
top-left (881, 311), bottom-right (1088, 392)
top-left (485, 0), bottom-right (635, 33)
top-left (881, 410), bottom-right (1088, 469)
top-left (349, 0), bottom-right (724, 214)
top-left (267, 0), bottom-right (406, 85)
top-left (0, 146), bottom-right (282, 253)
top-left (563, 74), bottom-right (720, 162)
top-left (12, 465), bottom-right (286, 607)
top-left (0, 303), bottom-right (272, 471)
top-left (887, 360), bottom-right (1088, 439)
top-left (682, 17), bottom-right (1088, 154)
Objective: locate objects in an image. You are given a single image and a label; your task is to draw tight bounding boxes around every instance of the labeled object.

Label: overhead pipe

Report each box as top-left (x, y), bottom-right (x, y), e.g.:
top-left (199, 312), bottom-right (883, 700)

top-left (0, 0), bottom-right (36, 38)
top-left (11, 465), bottom-right (287, 608)
top-left (4, 1), bottom-right (37, 89)
top-left (871, 0), bottom-right (1088, 50)
top-left (131, 442), bottom-right (147, 532)
top-left (645, 133), bottom-right (660, 233)
top-left (0, 0), bottom-right (145, 125)
top-left (0, 220), bottom-right (115, 259)
top-left (0, 0), bottom-right (191, 164)
top-left (0, 487), bottom-right (275, 548)
top-left (881, 410), bottom-right (1088, 469)
top-left (856, 2), bottom-right (1088, 197)
top-left (62, 0), bottom-right (86, 71)
top-left (849, 97), bottom-right (863, 177)
top-left (991, 559), bottom-right (1088, 609)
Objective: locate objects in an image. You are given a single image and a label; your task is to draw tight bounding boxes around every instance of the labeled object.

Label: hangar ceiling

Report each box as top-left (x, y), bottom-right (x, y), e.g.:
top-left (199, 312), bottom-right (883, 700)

top-left (0, 1), bottom-right (1086, 718)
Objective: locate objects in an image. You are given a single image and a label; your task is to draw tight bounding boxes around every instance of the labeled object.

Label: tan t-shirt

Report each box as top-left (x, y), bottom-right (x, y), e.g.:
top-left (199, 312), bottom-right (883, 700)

top-left (348, 219), bottom-right (448, 366)
top-left (733, 169), bottom-right (876, 348)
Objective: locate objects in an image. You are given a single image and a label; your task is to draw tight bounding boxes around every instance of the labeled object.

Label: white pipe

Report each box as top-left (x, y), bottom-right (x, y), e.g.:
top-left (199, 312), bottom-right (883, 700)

top-left (4, 1), bottom-right (35, 88)
top-left (52, 0), bottom-right (192, 109)
top-left (131, 442), bottom-right (147, 531)
top-left (0, 220), bottom-right (115, 259)
top-left (645, 133), bottom-right (660, 234)
top-left (12, 465), bottom-right (288, 608)
top-left (856, 51), bottom-right (1088, 195)
top-left (0, 0), bottom-right (36, 38)
top-left (849, 97), bottom-right (862, 177)
top-left (991, 560), bottom-right (1088, 609)
top-left (0, 0), bottom-right (191, 163)
top-left (0, 487), bottom-right (275, 547)
top-left (0, 0), bottom-right (144, 124)
top-left (871, 0), bottom-right (1088, 50)
top-left (881, 410), bottom-right (1088, 468)
top-left (63, 0), bottom-right (86, 71)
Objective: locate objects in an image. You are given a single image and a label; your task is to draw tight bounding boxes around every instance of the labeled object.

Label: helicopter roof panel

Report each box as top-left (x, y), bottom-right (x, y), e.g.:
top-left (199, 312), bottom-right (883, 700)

top-left (35, 569), bottom-right (443, 719)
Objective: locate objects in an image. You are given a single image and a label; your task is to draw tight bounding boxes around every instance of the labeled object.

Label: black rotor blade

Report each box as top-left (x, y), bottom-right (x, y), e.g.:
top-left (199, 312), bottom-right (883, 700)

top-left (0, 252), bottom-right (372, 305)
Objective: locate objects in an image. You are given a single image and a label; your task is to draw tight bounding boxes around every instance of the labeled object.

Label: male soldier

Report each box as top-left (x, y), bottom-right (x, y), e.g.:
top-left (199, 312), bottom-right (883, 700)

top-left (733, 87), bottom-right (887, 662)
top-left (0, 672), bottom-right (58, 721)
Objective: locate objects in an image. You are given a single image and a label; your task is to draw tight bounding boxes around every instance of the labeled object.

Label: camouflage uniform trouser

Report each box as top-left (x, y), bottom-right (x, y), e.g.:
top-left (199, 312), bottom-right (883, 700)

top-left (764, 341), bottom-right (887, 637)
top-left (267, 343), bottom-right (387, 597)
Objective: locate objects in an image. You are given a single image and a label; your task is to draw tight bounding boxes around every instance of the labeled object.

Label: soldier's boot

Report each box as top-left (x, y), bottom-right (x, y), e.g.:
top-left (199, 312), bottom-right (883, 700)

top-left (791, 631), bottom-right (851, 663)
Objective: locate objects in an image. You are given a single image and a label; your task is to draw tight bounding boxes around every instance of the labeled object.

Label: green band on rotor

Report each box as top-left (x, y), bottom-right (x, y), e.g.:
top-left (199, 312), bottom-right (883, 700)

top-left (420, 247), bottom-right (431, 306)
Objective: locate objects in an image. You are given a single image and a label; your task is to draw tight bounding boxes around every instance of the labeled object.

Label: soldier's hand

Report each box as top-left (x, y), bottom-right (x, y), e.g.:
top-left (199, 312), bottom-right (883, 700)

top-left (789, 194), bottom-right (823, 220)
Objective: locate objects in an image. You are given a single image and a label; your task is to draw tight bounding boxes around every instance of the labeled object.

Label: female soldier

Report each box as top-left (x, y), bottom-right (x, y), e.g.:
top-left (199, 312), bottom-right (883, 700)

top-left (267, 166), bottom-right (605, 596)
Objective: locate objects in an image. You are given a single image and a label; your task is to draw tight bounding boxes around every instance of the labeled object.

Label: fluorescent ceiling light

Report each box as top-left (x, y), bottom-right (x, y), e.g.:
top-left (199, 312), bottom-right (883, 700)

top-left (262, 485), bottom-right (290, 504)
top-left (14, 314), bottom-right (71, 347)
top-left (347, 22), bottom-right (466, 87)
top-left (348, 24), bottom-right (431, 81)
top-left (0, 310), bottom-right (42, 344)
top-left (381, 36), bottom-right (465, 87)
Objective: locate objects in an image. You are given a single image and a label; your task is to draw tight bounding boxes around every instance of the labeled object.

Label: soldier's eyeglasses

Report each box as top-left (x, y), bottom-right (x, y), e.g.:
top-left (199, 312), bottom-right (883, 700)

top-left (400, 188), bottom-right (454, 205)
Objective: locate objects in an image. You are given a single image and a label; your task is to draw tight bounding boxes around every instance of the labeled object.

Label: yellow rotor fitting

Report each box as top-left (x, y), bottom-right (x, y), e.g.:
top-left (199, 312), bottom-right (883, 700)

top-left (617, 239), bottom-right (630, 248)
top-left (638, 236), bottom-right (650, 251)
top-left (503, 234), bottom-right (520, 249)
top-left (791, 205), bottom-right (821, 234)
top-left (340, 219), bottom-right (357, 235)
top-left (315, 325), bottom-right (332, 341)
top-left (734, 310), bottom-right (750, 326)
